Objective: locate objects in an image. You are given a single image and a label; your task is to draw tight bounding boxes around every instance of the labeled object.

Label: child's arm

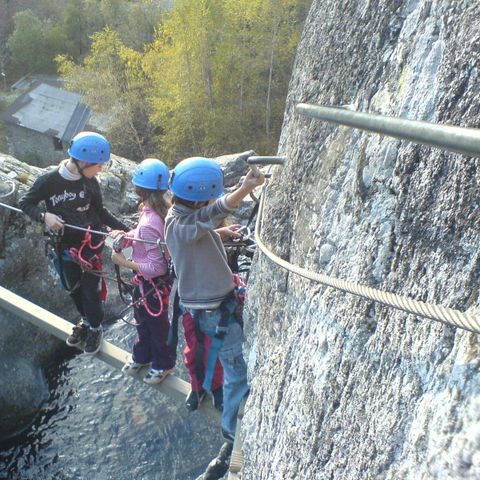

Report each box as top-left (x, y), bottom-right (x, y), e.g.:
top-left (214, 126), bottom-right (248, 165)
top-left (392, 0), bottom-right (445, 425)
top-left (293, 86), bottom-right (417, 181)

top-left (225, 169), bottom-right (265, 209)
top-left (111, 251), bottom-right (140, 272)
top-left (19, 175), bottom-right (65, 233)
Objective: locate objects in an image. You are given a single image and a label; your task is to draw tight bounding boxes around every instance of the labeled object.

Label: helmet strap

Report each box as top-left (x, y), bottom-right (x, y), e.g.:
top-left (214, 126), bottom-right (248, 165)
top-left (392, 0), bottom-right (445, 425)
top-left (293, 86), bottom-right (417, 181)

top-left (72, 158), bottom-right (98, 177)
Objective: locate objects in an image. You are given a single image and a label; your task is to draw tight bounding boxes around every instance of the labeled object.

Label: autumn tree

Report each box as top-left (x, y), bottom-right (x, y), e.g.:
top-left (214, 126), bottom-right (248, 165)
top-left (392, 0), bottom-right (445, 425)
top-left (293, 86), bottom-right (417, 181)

top-left (144, 0), bottom-right (309, 161)
top-left (57, 28), bottom-right (155, 161)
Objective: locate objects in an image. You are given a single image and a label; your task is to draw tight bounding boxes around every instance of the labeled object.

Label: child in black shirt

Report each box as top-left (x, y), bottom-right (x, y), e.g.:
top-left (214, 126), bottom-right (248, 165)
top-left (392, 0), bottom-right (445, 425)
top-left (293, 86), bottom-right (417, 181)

top-left (20, 132), bottom-right (127, 354)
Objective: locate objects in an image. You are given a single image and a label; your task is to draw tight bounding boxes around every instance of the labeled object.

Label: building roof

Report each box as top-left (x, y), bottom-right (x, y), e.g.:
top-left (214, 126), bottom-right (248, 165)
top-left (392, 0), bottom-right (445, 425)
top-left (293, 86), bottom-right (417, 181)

top-left (11, 74), bottom-right (65, 92)
top-left (1, 82), bottom-right (90, 142)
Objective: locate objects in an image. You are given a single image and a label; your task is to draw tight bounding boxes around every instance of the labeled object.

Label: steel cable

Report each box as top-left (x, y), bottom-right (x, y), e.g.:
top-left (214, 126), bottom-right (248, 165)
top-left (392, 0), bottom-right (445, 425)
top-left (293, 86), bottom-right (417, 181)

top-left (254, 182), bottom-right (480, 334)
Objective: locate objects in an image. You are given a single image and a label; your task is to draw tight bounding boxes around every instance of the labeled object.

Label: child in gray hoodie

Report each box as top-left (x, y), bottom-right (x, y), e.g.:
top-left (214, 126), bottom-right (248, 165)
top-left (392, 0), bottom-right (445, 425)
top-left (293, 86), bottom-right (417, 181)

top-left (165, 156), bottom-right (264, 441)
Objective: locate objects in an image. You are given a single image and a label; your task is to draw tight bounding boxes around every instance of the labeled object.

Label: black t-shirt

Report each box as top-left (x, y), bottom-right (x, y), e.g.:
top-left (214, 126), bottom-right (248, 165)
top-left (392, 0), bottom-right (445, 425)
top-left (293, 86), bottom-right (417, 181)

top-left (19, 168), bottom-right (127, 246)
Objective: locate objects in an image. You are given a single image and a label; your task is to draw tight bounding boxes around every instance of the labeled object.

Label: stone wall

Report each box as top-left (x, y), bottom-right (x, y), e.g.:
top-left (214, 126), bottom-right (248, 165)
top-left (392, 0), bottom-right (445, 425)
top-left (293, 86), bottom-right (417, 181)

top-left (243, 1), bottom-right (480, 479)
top-left (5, 124), bottom-right (67, 167)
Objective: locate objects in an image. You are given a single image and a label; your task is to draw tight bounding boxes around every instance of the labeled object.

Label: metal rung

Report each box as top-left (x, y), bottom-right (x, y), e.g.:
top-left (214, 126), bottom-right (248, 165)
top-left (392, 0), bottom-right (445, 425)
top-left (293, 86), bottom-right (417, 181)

top-left (296, 103), bottom-right (480, 157)
top-left (247, 156), bottom-right (286, 165)
top-left (0, 285), bottom-right (221, 422)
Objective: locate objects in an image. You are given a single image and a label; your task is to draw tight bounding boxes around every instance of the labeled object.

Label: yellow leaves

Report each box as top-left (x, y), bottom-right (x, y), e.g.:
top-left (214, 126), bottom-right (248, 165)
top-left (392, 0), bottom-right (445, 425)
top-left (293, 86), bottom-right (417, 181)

top-left (55, 54), bottom-right (76, 77)
top-left (55, 0), bottom-right (308, 162)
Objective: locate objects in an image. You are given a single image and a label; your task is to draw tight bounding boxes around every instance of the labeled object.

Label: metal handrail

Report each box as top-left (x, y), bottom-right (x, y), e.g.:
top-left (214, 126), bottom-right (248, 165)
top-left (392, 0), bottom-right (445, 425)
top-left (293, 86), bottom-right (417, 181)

top-left (0, 201), bottom-right (166, 247)
top-left (295, 104), bottom-right (480, 157)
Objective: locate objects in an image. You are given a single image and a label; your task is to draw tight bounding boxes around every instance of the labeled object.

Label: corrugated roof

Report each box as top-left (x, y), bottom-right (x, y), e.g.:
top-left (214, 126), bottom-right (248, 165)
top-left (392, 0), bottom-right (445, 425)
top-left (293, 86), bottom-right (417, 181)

top-left (1, 83), bottom-right (90, 142)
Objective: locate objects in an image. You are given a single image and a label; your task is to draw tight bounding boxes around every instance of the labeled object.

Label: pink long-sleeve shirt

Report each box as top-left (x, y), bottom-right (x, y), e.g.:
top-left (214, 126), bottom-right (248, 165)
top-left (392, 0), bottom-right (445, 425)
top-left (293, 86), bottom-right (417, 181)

top-left (124, 207), bottom-right (169, 280)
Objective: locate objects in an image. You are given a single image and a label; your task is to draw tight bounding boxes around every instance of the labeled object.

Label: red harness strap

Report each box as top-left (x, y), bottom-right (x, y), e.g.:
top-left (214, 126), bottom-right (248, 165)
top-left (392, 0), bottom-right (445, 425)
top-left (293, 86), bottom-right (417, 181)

top-left (69, 226), bottom-right (107, 301)
top-left (132, 274), bottom-right (170, 318)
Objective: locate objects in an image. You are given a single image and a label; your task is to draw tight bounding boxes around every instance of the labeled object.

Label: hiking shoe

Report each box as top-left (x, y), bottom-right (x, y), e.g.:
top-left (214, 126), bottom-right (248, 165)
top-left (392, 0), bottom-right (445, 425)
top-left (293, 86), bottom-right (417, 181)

top-left (222, 429), bottom-right (235, 444)
top-left (199, 441), bottom-right (233, 479)
top-left (185, 389), bottom-right (206, 411)
top-left (211, 387), bottom-right (224, 412)
top-left (143, 367), bottom-right (174, 385)
top-left (122, 360), bottom-right (150, 376)
top-left (84, 328), bottom-right (103, 355)
top-left (66, 321), bottom-right (89, 347)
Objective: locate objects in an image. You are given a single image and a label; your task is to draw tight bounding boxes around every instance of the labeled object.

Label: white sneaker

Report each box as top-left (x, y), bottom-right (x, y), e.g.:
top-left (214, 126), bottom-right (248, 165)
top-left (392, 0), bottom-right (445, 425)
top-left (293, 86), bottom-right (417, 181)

top-left (122, 360), bottom-right (150, 376)
top-left (143, 368), bottom-right (174, 385)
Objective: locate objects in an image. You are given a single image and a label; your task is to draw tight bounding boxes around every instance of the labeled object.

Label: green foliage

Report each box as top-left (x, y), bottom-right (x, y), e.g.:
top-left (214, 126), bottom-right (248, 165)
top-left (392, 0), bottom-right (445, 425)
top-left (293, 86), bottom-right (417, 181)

top-left (4, 0), bottom-right (166, 82)
top-left (7, 10), bottom-right (54, 74)
top-left (7, 0), bottom-right (309, 163)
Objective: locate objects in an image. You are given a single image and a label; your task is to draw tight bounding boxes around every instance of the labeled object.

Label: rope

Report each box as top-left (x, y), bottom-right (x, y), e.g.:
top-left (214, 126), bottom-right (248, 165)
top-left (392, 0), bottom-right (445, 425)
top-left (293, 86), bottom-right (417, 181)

top-left (254, 182), bottom-right (480, 334)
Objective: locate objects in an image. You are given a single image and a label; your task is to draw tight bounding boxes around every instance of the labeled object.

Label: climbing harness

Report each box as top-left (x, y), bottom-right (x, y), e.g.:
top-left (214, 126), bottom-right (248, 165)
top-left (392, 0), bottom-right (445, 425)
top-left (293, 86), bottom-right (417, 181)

top-left (190, 274), bottom-right (247, 393)
top-left (43, 225), bottom-right (109, 301)
top-left (109, 228), bottom-right (173, 324)
top-left (132, 274), bottom-right (169, 318)
top-left (69, 226), bottom-right (105, 271)
top-left (45, 234), bottom-right (76, 292)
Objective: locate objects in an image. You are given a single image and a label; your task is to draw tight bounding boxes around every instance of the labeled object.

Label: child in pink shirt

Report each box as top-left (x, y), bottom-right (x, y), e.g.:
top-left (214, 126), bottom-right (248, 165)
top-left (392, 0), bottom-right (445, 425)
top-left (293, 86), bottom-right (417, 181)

top-left (111, 158), bottom-right (175, 384)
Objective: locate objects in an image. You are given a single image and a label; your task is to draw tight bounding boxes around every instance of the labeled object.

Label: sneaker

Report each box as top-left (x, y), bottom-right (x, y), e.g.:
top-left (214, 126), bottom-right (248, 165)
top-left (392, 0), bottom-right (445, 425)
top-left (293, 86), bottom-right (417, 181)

top-left (185, 389), bottom-right (206, 411)
top-left (143, 367), bottom-right (174, 385)
top-left (211, 387), bottom-right (223, 412)
top-left (66, 321), bottom-right (89, 347)
top-left (84, 328), bottom-right (103, 355)
top-left (222, 429), bottom-right (235, 444)
top-left (122, 360), bottom-right (150, 376)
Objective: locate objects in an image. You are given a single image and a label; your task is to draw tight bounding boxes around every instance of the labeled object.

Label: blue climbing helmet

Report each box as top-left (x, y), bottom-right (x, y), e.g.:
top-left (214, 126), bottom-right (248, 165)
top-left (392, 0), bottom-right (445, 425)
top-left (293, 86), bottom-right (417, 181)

top-left (132, 158), bottom-right (170, 190)
top-left (67, 131), bottom-right (111, 164)
top-left (169, 157), bottom-right (224, 202)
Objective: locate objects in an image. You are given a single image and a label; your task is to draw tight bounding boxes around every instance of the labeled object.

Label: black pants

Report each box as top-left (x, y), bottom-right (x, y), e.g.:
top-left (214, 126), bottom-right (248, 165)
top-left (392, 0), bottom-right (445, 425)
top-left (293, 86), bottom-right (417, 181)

top-left (61, 260), bottom-right (104, 328)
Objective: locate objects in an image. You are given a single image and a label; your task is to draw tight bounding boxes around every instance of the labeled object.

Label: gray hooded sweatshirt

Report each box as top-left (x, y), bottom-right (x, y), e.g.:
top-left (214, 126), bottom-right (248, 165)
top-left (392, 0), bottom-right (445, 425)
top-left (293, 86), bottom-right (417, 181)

top-left (165, 196), bottom-right (235, 309)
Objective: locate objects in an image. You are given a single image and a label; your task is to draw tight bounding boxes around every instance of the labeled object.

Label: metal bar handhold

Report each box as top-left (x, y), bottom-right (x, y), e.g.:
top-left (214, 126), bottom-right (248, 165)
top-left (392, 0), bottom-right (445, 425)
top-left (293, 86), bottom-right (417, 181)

top-left (247, 156), bottom-right (286, 166)
top-left (295, 104), bottom-right (480, 158)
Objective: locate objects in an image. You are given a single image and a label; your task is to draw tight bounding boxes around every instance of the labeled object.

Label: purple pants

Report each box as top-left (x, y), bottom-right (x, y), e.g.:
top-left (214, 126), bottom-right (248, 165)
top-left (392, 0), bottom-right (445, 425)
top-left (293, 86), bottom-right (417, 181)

top-left (131, 281), bottom-right (175, 370)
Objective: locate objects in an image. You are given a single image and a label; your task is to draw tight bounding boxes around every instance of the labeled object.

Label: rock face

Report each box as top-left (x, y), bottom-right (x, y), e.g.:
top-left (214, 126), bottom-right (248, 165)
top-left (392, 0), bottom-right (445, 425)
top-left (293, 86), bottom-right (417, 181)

top-left (243, 1), bottom-right (480, 479)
